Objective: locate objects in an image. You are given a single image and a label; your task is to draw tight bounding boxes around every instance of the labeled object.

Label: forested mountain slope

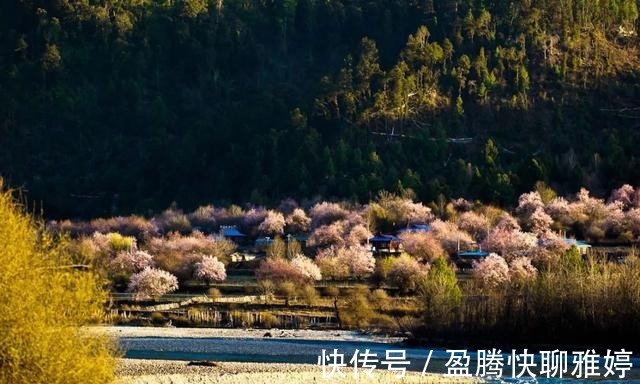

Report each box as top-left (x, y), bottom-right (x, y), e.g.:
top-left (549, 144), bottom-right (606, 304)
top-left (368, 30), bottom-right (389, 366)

top-left (1, 0), bottom-right (639, 217)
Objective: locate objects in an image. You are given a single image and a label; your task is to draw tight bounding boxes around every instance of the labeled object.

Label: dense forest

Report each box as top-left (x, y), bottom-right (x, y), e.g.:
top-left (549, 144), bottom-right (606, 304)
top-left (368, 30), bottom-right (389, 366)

top-left (1, 0), bottom-right (639, 218)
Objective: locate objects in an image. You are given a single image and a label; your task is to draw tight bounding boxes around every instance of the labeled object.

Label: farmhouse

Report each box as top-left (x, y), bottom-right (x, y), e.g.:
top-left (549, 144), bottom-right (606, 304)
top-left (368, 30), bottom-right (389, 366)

top-left (369, 234), bottom-right (403, 255)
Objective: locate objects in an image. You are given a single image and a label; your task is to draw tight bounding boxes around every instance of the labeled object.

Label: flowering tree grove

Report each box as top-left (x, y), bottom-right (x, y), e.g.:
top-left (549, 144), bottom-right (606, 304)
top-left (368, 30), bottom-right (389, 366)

top-left (472, 253), bottom-right (510, 289)
top-left (193, 255), bottom-right (227, 282)
top-left (127, 267), bottom-right (179, 299)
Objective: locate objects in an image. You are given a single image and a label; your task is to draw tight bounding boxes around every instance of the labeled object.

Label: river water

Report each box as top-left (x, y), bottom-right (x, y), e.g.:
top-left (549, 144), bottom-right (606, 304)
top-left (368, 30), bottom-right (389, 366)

top-left (120, 334), bottom-right (640, 383)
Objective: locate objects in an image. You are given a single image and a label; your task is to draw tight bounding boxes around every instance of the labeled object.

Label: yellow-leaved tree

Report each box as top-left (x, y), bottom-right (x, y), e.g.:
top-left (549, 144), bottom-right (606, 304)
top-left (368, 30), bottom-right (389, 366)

top-left (0, 180), bottom-right (116, 384)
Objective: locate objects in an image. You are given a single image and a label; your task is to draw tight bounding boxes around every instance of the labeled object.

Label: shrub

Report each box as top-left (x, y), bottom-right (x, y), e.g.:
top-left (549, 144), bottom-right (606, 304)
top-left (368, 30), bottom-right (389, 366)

top-left (0, 181), bottom-right (116, 383)
top-left (207, 287), bottom-right (222, 301)
top-left (324, 286), bottom-right (341, 298)
top-left (340, 285), bottom-right (374, 328)
top-left (127, 267), bottom-right (179, 299)
top-left (419, 258), bottom-right (462, 329)
top-left (300, 285), bottom-right (320, 306)
top-left (370, 289), bottom-right (391, 311)
top-left (193, 256), bottom-right (227, 283)
top-left (277, 281), bottom-right (298, 305)
top-left (150, 311), bottom-right (165, 325)
top-left (92, 232), bottom-right (136, 255)
top-left (387, 255), bottom-right (429, 293)
top-left (265, 236), bottom-right (287, 259)
top-left (257, 279), bottom-right (276, 303)
top-left (260, 312), bottom-right (279, 328)
top-left (374, 256), bottom-right (396, 282)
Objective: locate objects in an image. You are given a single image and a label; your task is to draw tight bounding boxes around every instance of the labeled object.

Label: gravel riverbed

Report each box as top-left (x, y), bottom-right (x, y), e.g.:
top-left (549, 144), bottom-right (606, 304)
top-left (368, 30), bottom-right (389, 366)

top-left (116, 359), bottom-right (480, 384)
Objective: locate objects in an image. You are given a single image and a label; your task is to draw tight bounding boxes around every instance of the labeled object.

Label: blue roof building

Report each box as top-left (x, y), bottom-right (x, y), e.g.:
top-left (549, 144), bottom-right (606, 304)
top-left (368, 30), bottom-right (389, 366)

top-left (221, 226), bottom-right (247, 238)
top-left (457, 250), bottom-right (490, 259)
top-left (563, 238), bottom-right (591, 254)
top-left (369, 234), bottom-right (402, 255)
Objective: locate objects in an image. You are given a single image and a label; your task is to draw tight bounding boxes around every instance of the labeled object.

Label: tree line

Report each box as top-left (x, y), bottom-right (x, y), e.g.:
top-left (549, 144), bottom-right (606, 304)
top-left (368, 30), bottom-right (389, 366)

top-left (0, 0), bottom-right (639, 218)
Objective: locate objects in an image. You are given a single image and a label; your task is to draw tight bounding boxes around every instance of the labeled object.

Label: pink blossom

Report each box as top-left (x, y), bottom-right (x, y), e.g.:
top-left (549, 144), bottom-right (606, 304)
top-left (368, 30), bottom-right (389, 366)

top-left (537, 232), bottom-right (570, 253)
top-left (472, 253), bottom-right (510, 289)
top-left (374, 195), bottom-right (433, 227)
top-left (256, 258), bottom-right (310, 283)
top-left (306, 221), bottom-right (346, 248)
top-left (625, 208), bottom-right (640, 235)
top-left (429, 219), bottom-right (474, 254)
top-left (127, 267), bottom-right (179, 299)
top-left (344, 210), bottom-right (367, 227)
top-left (481, 227), bottom-right (537, 261)
top-left (516, 191), bottom-right (544, 216)
top-left (452, 198), bottom-right (473, 212)
top-left (90, 216), bottom-right (158, 238)
top-left (609, 184), bottom-right (635, 207)
top-left (344, 245), bottom-right (376, 278)
top-left (315, 245), bottom-right (375, 279)
top-left (494, 214), bottom-right (521, 231)
top-left (291, 255), bottom-right (322, 281)
top-left (457, 211), bottom-right (490, 241)
top-left (569, 189), bottom-right (619, 239)
top-left (346, 224), bottom-right (372, 246)
top-left (148, 231), bottom-right (232, 255)
top-left (309, 202), bottom-right (348, 228)
top-left (285, 208), bottom-right (311, 233)
top-left (398, 232), bottom-right (445, 262)
top-left (110, 250), bottom-right (155, 274)
top-left (193, 255), bottom-right (227, 282)
top-left (509, 257), bottom-right (537, 281)
top-left (242, 208), bottom-right (268, 234)
top-left (258, 210), bottom-right (286, 235)
top-left (603, 201), bottom-right (625, 236)
top-left (529, 208), bottom-right (553, 235)
top-left (544, 197), bottom-right (571, 224)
